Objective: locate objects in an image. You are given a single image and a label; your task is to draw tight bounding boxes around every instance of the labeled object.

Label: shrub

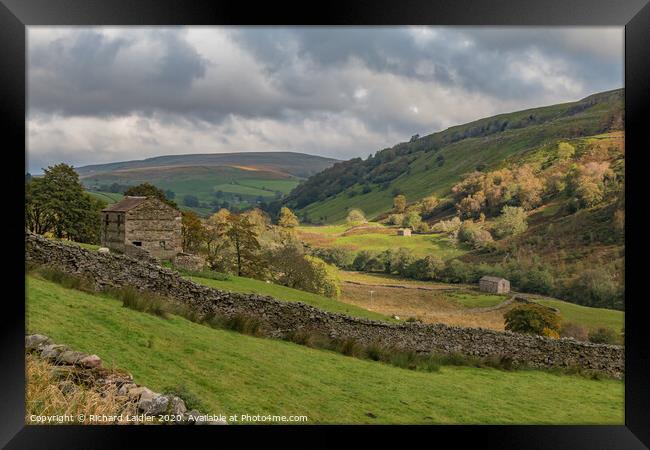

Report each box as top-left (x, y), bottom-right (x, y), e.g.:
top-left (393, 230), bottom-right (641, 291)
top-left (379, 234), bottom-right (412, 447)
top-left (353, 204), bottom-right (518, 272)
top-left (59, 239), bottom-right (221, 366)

top-left (457, 221), bottom-right (494, 249)
top-left (107, 286), bottom-right (169, 318)
top-left (588, 327), bottom-right (618, 345)
top-left (431, 216), bottom-right (462, 240)
top-left (31, 265), bottom-right (95, 293)
top-left (560, 322), bottom-right (589, 341)
top-left (503, 304), bottom-right (561, 336)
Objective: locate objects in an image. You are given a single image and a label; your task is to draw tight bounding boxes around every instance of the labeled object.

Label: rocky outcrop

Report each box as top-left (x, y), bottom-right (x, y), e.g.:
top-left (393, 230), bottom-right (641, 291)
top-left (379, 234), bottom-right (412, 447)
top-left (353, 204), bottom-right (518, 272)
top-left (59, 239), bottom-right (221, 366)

top-left (25, 334), bottom-right (227, 425)
top-left (25, 232), bottom-right (625, 378)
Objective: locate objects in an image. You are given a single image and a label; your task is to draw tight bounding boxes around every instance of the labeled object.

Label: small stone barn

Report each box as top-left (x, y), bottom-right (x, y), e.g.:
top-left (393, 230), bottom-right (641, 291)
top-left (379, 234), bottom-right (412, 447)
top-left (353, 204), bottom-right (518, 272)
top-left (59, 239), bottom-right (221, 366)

top-left (101, 196), bottom-right (182, 260)
top-left (397, 228), bottom-right (412, 236)
top-left (479, 276), bottom-right (510, 294)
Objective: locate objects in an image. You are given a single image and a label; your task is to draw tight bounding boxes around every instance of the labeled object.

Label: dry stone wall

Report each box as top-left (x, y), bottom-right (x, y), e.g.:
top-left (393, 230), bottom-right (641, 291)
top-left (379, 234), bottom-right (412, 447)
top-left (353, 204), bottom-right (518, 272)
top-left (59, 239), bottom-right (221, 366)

top-left (25, 232), bottom-right (625, 378)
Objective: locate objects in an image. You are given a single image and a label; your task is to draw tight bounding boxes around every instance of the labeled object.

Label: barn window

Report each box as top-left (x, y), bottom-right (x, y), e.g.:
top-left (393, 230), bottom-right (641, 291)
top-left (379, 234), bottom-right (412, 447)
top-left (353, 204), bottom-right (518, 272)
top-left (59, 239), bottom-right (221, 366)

top-left (132, 241), bottom-right (142, 247)
top-left (104, 214), bottom-right (109, 226)
top-left (117, 215), bottom-right (122, 226)
top-left (159, 241), bottom-right (167, 249)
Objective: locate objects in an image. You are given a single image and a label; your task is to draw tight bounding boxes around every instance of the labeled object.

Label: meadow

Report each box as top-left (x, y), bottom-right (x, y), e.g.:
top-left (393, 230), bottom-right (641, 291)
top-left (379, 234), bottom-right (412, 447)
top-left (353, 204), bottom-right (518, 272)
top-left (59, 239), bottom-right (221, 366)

top-left (187, 272), bottom-right (396, 323)
top-left (298, 223), bottom-right (465, 259)
top-left (26, 275), bottom-right (624, 424)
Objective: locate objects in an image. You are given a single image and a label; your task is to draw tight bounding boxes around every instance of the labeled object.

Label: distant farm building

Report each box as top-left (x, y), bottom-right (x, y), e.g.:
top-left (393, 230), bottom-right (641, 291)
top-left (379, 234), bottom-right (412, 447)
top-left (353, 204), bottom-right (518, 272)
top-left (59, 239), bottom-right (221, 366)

top-left (397, 228), bottom-right (412, 236)
top-left (479, 276), bottom-right (510, 294)
top-left (101, 196), bottom-right (182, 260)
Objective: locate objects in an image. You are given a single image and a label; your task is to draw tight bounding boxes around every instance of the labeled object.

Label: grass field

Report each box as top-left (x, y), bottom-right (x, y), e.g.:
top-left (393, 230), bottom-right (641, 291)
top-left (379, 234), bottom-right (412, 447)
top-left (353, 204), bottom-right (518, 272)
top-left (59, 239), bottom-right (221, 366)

top-left (535, 298), bottom-right (624, 332)
top-left (86, 191), bottom-right (124, 204)
top-left (336, 271), bottom-right (623, 337)
top-left (82, 165), bottom-right (300, 216)
top-left (26, 275), bottom-right (624, 424)
top-left (187, 273), bottom-right (396, 323)
top-left (298, 224), bottom-right (465, 259)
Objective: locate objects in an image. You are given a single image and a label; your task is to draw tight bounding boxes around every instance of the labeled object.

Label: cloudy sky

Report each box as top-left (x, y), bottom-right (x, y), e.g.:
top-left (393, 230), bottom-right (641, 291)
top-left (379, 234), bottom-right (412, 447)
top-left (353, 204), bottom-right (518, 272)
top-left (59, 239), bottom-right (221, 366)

top-left (27, 26), bottom-right (623, 173)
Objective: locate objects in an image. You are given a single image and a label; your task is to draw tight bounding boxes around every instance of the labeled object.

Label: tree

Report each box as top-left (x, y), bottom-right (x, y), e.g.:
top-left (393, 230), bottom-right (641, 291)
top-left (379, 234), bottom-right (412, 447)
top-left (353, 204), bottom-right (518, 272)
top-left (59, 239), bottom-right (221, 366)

top-left (25, 164), bottom-right (105, 243)
top-left (124, 183), bottom-right (177, 208)
top-left (504, 304), bottom-right (561, 336)
top-left (393, 195), bottom-right (407, 213)
top-left (25, 177), bottom-right (53, 235)
top-left (242, 208), bottom-right (270, 235)
top-left (183, 195), bottom-right (199, 208)
top-left (278, 206), bottom-right (299, 228)
top-left (408, 255), bottom-right (445, 280)
top-left (266, 246), bottom-right (340, 298)
top-left (492, 206), bottom-right (528, 239)
top-left (226, 214), bottom-right (265, 277)
top-left (346, 209), bottom-right (367, 225)
top-left (181, 211), bottom-right (206, 253)
top-left (402, 210), bottom-right (422, 229)
top-left (420, 195), bottom-right (439, 215)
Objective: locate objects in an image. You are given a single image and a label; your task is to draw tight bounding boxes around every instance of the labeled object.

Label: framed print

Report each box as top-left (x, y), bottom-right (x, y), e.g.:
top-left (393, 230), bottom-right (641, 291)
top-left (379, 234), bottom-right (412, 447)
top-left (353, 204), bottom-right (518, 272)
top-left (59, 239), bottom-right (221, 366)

top-left (2, 0), bottom-right (649, 447)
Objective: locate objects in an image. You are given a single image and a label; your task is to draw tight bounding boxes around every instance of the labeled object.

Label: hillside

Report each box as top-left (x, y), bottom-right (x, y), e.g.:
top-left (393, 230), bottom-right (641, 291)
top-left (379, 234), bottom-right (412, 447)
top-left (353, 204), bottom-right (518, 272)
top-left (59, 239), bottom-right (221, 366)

top-left (285, 89), bottom-right (623, 223)
top-left (26, 275), bottom-right (624, 424)
top-left (76, 152), bottom-right (338, 215)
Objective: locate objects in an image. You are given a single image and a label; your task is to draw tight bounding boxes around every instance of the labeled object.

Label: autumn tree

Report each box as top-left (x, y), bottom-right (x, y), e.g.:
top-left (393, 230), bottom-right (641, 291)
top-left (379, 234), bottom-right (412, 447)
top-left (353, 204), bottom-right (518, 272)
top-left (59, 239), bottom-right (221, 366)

top-left (419, 195), bottom-right (439, 215)
top-left (124, 182), bottom-right (178, 208)
top-left (226, 214), bottom-right (265, 277)
top-left (393, 195), bottom-right (407, 213)
top-left (346, 208), bottom-right (367, 225)
top-left (181, 211), bottom-right (206, 253)
top-left (278, 206), bottom-right (299, 229)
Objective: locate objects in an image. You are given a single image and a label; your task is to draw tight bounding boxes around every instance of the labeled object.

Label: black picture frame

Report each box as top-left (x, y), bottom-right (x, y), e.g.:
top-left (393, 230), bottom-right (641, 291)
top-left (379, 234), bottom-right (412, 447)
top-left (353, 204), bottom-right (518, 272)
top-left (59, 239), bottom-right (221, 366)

top-left (2, 0), bottom-right (649, 447)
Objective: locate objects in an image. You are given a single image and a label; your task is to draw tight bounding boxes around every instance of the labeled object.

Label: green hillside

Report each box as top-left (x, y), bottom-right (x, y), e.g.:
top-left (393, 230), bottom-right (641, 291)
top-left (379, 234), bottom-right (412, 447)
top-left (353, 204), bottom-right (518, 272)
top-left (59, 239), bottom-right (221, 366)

top-left (26, 275), bottom-right (624, 424)
top-left (286, 89), bottom-right (623, 223)
top-left (77, 152), bottom-right (338, 216)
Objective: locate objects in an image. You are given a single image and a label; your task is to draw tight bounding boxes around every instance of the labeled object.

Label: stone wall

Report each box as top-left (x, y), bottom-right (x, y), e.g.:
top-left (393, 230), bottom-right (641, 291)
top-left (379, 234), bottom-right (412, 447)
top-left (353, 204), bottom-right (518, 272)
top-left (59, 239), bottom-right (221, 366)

top-left (172, 253), bottom-right (206, 272)
top-left (25, 232), bottom-right (625, 378)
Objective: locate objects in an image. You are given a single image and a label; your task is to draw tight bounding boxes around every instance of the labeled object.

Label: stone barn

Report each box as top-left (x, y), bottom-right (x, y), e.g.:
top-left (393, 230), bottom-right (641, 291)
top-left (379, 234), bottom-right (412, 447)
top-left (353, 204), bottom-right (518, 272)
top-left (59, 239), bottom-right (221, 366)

top-left (397, 228), bottom-right (412, 236)
top-left (101, 196), bottom-right (182, 260)
top-left (479, 276), bottom-right (510, 294)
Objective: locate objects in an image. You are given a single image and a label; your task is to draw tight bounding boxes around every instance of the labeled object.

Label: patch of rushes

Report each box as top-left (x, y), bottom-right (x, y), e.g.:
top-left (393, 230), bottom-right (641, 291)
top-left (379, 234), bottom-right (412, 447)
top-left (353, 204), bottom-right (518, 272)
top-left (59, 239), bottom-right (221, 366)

top-left (28, 266), bottom-right (614, 380)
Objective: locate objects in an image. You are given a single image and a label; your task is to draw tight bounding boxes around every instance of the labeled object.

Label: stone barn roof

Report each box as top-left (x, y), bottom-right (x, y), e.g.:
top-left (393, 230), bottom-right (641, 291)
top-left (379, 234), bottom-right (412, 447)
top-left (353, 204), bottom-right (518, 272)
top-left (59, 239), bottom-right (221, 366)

top-left (102, 196), bottom-right (149, 212)
top-left (480, 276), bottom-right (508, 283)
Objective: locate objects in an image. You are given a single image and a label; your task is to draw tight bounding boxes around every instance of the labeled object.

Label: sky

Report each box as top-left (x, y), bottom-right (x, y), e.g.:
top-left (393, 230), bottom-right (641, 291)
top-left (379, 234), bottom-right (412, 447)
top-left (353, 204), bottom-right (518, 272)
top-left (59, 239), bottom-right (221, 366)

top-left (27, 26), bottom-right (623, 174)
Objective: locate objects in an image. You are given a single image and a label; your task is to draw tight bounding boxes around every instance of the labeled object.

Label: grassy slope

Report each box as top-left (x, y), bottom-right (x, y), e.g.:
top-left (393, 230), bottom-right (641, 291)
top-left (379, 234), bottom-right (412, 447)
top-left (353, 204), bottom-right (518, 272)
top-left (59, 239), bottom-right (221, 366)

top-left (86, 191), bottom-right (124, 204)
top-left (535, 298), bottom-right (623, 331)
top-left (81, 165), bottom-right (300, 216)
top-left (26, 276), bottom-right (624, 424)
top-left (297, 91), bottom-right (623, 223)
top-left (187, 274), bottom-right (396, 323)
